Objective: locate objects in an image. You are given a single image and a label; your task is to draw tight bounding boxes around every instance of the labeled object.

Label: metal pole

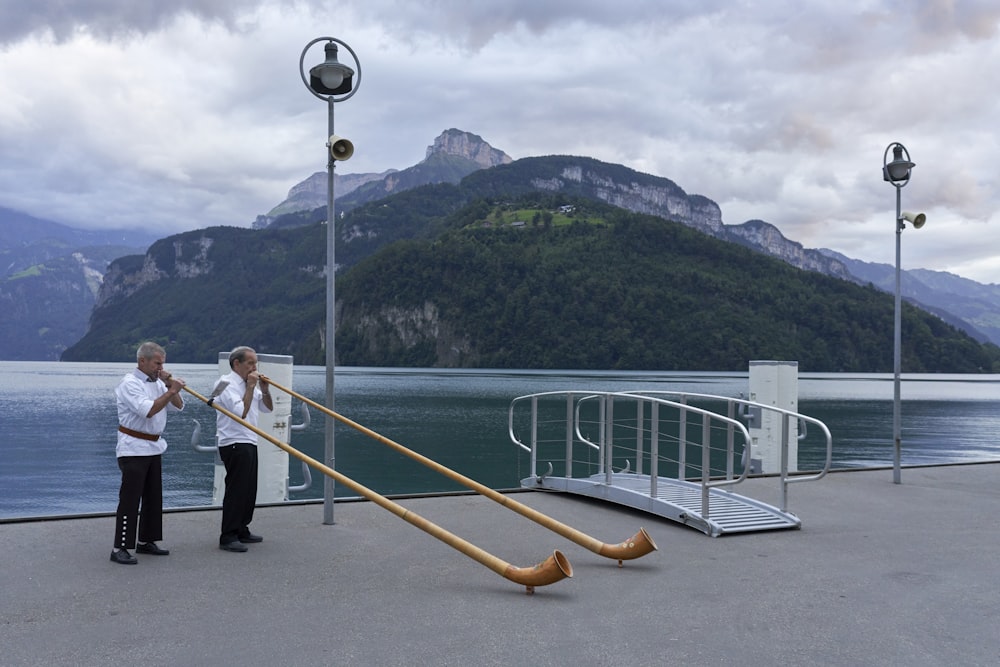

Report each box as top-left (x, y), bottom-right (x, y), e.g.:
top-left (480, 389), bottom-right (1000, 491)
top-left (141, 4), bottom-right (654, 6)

top-left (893, 186), bottom-right (902, 485)
top-left (323, 95), bottom-right (337, 523)
top-left (300, 35), bottom-right (361, 525)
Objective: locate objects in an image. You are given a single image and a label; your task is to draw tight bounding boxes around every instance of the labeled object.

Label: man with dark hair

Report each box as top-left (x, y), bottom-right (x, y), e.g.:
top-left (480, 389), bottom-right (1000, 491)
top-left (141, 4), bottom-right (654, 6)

top-left (110, 341), bottom-right (185, 565)
top-left (213, 346), bottom-right (272, 552)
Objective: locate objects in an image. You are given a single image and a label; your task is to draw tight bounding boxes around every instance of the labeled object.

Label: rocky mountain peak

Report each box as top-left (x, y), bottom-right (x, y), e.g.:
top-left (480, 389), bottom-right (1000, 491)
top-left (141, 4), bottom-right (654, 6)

top-left (425, 129), bottom-right (512, 168)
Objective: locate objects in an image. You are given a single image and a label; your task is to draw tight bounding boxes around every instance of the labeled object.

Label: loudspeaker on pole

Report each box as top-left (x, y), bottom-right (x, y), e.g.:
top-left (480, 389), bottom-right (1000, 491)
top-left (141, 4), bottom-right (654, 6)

top-left (902, 211), bottom-right (926, 229)
top-left (329, 135), bottom-right (354, 161)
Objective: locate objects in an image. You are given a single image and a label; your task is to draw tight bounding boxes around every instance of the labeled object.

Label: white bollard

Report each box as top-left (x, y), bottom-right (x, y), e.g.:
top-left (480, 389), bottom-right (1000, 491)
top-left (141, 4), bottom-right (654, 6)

top-left (747, 360), bottom-right (799, 475)
top-left (211, 352), bottom-right (293, 505)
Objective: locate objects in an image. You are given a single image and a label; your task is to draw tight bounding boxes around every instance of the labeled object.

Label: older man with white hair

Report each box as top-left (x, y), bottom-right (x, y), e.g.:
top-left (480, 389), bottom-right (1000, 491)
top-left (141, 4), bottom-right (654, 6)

top-left (110, 341), bottom-right (185, 565)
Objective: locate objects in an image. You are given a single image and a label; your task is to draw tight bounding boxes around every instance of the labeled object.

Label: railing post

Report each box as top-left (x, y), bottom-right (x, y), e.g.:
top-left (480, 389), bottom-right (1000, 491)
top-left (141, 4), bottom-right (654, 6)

top-left (604, 394), bottom-right (614, 485)
top-left (564, 393), bottom-right (573, 478)
top-left (650, 401), bottom-right (659, 497)
top-left (530, 395), bottom-right (538, 479)
top-left (701, 413), bottom-right (711, 519)
top-left (596, 395), bottom-right (605, 475)
top-left (635, 400), bottom-right (644, 476)
top-left (780, 413), bottom-right (790, 511)
top-left (678, 400), bottom-right (688, 480)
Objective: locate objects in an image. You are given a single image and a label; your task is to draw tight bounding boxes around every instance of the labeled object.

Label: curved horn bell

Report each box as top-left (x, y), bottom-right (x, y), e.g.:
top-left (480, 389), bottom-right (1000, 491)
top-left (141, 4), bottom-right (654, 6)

top-left (504, 550), bottom-right (574, 593)
top-left (597, 527), bottom-right (658, 566)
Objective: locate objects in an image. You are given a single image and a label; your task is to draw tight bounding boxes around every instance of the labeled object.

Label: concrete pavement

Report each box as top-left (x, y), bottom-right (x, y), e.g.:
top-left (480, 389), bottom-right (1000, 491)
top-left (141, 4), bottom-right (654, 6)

top-left (2, 463), bottom-right (999, 666)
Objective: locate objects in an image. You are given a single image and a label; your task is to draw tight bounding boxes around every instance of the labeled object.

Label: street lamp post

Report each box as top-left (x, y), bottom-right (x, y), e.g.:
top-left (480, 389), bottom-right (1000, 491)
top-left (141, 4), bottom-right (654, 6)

top-left (300, 37), bottom-right (361, 523)
top-left (882, 142), bottom-right (924, 485)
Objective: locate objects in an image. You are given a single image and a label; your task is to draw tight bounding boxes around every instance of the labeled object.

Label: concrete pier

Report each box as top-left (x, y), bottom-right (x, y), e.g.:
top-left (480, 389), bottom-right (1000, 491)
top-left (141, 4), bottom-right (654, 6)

top-left (2, 463), bottom-right (998, 666)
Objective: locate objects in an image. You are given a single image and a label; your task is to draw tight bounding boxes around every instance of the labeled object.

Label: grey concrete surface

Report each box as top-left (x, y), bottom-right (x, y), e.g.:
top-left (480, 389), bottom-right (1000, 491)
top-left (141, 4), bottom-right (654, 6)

top-left (2, 463), bottom-right (999, 666)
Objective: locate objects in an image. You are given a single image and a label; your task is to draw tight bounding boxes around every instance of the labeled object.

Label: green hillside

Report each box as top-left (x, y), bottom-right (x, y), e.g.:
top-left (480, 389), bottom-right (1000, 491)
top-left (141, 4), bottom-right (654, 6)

top-left (62, 225), bottom-right (327, 363)
top-left (336, 198), bottom-right (999, 371)
top-left (63, 193), bottom-right (1000, 372)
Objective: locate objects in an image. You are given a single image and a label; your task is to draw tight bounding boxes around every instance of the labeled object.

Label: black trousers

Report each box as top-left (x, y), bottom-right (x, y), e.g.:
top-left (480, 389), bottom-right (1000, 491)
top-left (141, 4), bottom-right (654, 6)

top-left (114, 454), bottom-right (163, 549)
top-left (219, 443), bottom-right (258, 544)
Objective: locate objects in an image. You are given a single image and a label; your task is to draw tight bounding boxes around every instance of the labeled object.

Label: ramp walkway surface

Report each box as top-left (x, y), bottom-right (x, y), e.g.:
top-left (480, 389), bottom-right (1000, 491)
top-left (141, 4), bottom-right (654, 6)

top-left (527, 471), bottom-right (801, 536)
top-left (2, 463), bottom-right (1000, 666)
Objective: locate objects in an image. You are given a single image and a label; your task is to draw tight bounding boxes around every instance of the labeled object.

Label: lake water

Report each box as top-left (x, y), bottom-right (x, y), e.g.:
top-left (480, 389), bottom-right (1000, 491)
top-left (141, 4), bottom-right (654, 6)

top-left (1, 362), bottom-right (998, 519)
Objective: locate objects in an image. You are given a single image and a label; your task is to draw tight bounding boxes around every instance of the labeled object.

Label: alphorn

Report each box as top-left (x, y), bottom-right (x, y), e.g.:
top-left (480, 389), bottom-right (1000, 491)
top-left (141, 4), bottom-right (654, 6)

top-left (262, 377), bottom-right (657, 565)
top-left (183, 385), bottom-right (571, 594)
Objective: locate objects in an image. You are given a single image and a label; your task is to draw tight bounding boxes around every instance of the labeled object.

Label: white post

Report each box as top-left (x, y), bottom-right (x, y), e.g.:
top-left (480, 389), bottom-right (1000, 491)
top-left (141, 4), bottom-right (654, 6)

top-left (748, 360), bottom-right (799, 474)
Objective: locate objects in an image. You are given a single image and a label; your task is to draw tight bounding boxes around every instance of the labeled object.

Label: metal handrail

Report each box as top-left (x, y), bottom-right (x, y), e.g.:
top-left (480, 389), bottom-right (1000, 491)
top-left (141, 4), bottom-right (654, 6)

top-left (578, 391), bottom-right (754, 490)
top-left (288, 402), bottom-right (313, 493)
top-left (621, 390), bottom-right (833, 511)
top-left (509, 390), bottom-right (584, 454)
top-left (509, 391), bottom-right (754, 520)
top-left (622, 390), bottom-right (833, 478)
top-left (510, 389), bottom-right (832, 519)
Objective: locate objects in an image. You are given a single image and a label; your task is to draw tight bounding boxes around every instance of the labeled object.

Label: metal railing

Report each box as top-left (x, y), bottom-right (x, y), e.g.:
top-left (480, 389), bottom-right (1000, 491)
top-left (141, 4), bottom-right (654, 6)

top-left (509, 390), bottom-right (832, 519)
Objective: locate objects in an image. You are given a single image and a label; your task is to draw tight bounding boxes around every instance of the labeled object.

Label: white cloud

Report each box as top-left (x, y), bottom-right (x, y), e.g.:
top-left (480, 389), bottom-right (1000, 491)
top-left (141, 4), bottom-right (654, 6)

top-left (1, 0), bottom-right (999, 283)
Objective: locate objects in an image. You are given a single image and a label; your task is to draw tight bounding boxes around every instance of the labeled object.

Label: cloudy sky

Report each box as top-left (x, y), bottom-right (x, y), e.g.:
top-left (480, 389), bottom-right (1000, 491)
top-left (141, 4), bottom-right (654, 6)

top-left (1, 1), bottom-right (999, 282)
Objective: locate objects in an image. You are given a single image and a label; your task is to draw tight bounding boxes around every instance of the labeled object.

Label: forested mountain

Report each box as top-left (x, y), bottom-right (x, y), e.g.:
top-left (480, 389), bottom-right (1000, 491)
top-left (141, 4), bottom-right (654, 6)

top-left (336, 198), bottom-right (997, 371)
top-left (10, 130), bottom-right (1000, 362)
top-left (62, 189), bottom-right (1000, 372)
top-left (263, 146), bottom-right (1000, 349)
top-left (821, 248), bottom-right (1000, 344)
top-left (0, 245), bottom-right (142, 360)
top-left (0, 207), bottom-right (155, 359)
top-left (62, 225), bottom-right (327, 363)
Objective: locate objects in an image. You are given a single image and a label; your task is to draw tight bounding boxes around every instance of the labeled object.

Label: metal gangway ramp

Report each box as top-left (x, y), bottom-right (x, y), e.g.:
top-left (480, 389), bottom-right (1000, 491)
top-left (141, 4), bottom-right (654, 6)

top-left (508, 391), bottom-right (832, 537)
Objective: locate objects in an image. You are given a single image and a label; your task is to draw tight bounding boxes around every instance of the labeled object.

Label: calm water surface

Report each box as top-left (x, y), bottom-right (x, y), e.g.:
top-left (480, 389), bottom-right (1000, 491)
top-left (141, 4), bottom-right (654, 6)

top-left (1, 362), bottom-right (998, 518)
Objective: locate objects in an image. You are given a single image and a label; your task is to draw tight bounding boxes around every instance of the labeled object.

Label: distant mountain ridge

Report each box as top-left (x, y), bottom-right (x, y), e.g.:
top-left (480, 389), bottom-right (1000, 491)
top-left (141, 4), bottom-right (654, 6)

top-left (820, 248), bottom-right (1000, 344)
top-left (255, 134), bottom-right (994, 348)
top-left (252, 170), bottom-right (395, 229)
top-left (256, 129), bottom-right (512, 231)
top-left (0, 207), bottom-right (156, 277)
top-left (261, 139), bottom-right (855, 286)
top-left (4, 128), bottom-right (1000, 361)
top-left (0, 207), bottom-right (156, 359)
top-left (64, 184), bottom-right (999, 372)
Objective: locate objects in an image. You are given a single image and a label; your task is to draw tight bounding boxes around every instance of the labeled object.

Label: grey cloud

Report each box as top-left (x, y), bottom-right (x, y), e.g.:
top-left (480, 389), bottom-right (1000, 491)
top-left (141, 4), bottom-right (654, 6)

top-left (0, 0), bottom-right (281, 44)
top-left (914, 0), bottom-right (1000, 42)
top-left (2, 1), bottom-right (1000, 282)
top-left (351, 0), bottom-right (718, 51)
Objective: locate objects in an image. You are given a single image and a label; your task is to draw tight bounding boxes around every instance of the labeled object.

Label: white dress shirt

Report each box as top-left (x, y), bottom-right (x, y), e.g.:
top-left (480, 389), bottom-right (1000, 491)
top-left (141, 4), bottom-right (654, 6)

top-left (115, 368), bottom-right (183, 457)
top-left (214, 371), bottom-right (272, 446)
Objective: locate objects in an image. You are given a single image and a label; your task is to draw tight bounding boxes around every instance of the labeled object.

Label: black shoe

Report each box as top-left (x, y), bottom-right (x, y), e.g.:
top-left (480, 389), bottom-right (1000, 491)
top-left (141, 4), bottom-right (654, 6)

top-left (136, 541), bottom-right (170, 555)
top-left (220, 541), bottom-right (248, 553)
top-left (110, 548), bottom-right (137, 565)
top-left (238, 532), bottom-right (263, 544)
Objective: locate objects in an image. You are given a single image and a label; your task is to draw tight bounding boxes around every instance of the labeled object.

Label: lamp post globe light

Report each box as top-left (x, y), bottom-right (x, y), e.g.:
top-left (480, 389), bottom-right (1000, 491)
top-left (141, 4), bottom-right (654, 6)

top-left (882, 142), bottom-right (925, 485)
top-left (300, 37), bottom-right (361, 523)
